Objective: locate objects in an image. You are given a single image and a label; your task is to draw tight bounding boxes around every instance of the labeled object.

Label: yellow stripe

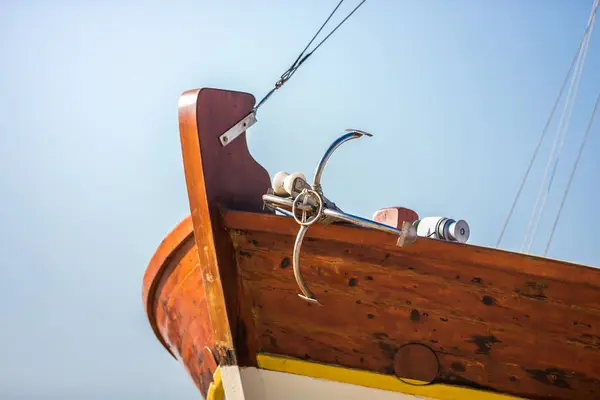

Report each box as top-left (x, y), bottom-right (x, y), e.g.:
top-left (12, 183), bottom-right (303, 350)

top-left (206, 366), bottom-right (224, 400)
top-left (257, 353), bottom-right (522, 400)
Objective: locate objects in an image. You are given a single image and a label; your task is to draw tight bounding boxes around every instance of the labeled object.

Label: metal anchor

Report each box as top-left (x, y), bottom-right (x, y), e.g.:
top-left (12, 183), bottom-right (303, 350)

top-left (262, 129), bottom-right (418, 304)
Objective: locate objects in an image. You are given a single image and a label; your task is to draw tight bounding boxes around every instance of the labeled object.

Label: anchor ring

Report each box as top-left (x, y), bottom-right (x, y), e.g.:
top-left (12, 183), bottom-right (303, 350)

top-left (292, 189), bottom-right (324, 226)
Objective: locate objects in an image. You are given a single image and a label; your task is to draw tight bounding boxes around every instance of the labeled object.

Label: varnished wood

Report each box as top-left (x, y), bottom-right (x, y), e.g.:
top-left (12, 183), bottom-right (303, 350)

top-left (178, 87), bottom-right (271, 368)
top-left (394, 343), bottom-right (439, 384)
top-left (143, 88), bottom-right (271, 396)
top-left (225, 210), bottom-right (600, 400)
top-left (142, 216), bottom-right (218, 394)
top-left (143, 87), bottom-right (600, 400)
top-left (143, 216), bottom-right (194, 358)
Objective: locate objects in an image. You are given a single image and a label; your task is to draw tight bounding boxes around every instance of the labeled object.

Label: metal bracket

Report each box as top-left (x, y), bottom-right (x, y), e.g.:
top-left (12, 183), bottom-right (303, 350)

top-left (219, 112), bottom-right (257, 146)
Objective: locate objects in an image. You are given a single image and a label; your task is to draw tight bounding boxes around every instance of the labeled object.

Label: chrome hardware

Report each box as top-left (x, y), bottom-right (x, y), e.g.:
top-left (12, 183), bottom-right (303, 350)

top-left (219, 112), bottom-right (257, 146)
top-left (262, 130), bottom-right (418, 305)
top-left (313, 129), bottom-right (372, 192)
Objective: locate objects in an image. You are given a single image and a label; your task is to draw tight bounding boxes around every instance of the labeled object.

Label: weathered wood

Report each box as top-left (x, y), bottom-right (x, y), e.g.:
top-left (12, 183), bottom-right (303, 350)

top-left (225, 210), bottom-right (600, 400)
top-left (143, 88), bottom-right (271, 396)
top-left (178, 88), bottom-right (271, 369)
top-left (143, 87), bottom-right (600, 400)
top-left (394, 343), bottom-right (439, 384)
top-left (142, 216), bottom-right (217, 395)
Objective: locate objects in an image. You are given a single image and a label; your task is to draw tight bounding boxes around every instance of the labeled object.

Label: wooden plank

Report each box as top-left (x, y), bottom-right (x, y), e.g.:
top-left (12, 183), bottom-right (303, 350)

top-left (223, 210), bottom-right (600, 288)
top-left (225, 211), bottom-right (600, 399)
top-left (143, 216), bottom-right (195, 357)
top-left (142, 216), bottom-right (217, 395)
top-left (177, 88), bottom-right (271, 367)
top-left (143, 88), bottom-right (272, 396)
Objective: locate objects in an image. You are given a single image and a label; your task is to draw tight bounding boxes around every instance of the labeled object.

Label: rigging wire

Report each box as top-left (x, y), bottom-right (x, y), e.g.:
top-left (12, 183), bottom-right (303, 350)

top-left (522, 3), bottom-right (598, 252)
top-left (496, 0), bottom-right (599, 249)
top-left (522, 0), bottom-right (599, 253)
top-left (495, 36), bottom-right (587, 248)
top-left (254, 0), bottom-right (368, 112)
top-left (548, 18), bottom-right (597, 194)
top-left (544, 90), bottom-right (600, 255)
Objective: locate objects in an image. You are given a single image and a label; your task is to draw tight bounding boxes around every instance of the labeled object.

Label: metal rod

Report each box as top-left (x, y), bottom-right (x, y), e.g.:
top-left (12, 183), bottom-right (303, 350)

top-left (263, 194), bottom-right (294, 208)
top-left (322, 209), bottom-right (403, 235)
top-left (293, 225), bottom-right (320, 304)
top-left (312, 130), bottom-right (372, 190)
top-left (263, 194), bottom-right (404, 235)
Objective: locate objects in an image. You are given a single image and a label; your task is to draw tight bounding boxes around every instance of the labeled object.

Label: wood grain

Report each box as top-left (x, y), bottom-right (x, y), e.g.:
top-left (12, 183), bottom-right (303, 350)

top-left (225, 210), bottom-right (600, 399)
top-left (143, 88), bottom-right (271, 396)
top-left (142, 216), bottom-right (217, 395)
top-left (178, 87), bottom-right (271, 367)
top-left (143, 87), bottom-right (600, 400)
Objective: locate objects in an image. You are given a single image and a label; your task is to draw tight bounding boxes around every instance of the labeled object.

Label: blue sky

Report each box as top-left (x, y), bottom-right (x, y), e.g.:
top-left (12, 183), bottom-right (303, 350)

top-left (1, 0), bottom-right (599, 398)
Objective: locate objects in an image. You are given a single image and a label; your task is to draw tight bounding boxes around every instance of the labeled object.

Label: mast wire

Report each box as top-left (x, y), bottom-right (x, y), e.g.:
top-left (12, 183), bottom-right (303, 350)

top-left (495, 0), bottom-right (598, 248)
top-left (523, 0), bottom-right (599, 252)
top-left (496, 30), bottom-right (586, 248)
top-left (544, 90), bottom-right (600, 255)
top-left (523, 1), bottom-right (598, 252)
top-left (254, 0), bottom-right (368, 112)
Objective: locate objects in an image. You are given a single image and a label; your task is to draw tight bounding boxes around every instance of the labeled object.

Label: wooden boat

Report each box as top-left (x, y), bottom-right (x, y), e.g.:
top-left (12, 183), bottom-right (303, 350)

top-left (142, 87), bottom-right (600, 400)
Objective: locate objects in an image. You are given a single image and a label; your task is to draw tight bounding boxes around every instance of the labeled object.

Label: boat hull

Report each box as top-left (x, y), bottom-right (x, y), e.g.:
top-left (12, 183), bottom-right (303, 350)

top-left (217, 354), bottom-right (518, 400)
top-left (142, 87), bottom-right (600, 400)
top-left (142, 216), bottom-right (218, 395)
top-left (224, 210), bottom-right (600, 399)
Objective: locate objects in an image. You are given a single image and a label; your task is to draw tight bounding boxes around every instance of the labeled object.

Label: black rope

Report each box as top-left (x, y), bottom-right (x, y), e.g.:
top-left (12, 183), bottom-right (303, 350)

top-left (254, 0), bottom-right (368, 111)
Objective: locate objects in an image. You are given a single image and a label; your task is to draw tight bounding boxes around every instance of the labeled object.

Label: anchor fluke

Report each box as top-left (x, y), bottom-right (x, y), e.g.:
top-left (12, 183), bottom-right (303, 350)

top-left (263, 129), bottom-right (418, 304)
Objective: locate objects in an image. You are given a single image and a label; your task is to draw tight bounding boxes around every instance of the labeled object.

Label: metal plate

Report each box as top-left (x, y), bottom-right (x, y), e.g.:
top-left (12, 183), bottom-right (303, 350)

top-left (219, 112), bottom-right (257, 146)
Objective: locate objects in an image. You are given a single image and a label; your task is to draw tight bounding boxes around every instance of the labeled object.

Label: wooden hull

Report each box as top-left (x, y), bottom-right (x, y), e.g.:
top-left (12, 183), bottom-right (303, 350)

top-left (142, 87), bottom-right (600, 399)
top-left (142, 216), bottom-right (218, 394)
top-left (226, 210), bottom-right (600, 398)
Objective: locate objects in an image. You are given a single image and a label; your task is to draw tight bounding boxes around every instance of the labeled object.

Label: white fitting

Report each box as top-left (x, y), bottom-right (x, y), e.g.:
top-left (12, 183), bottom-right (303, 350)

top-left (272, 171), bottom-right (290, 196)
top-left (448, 219), bottom-right (470, 243)
top-left (415, 216), bottom-right (470, 243)
top-left (283, 172), bottom-right (307, 196)
top-left (272, 171), bottom-right (308, 196)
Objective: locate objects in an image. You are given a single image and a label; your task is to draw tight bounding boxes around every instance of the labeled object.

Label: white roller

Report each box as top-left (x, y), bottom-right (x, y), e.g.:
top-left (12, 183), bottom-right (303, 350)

top-left (272, 171), bottom-right (309, 196)
top-left (414, 217), bottom-right (470, 243)
top-left (283, 172), bottom-right (307, 196)
top-left (272, 171), bottom-right (290, 196)
top-left (448, 219), bottom-right (470, 243)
